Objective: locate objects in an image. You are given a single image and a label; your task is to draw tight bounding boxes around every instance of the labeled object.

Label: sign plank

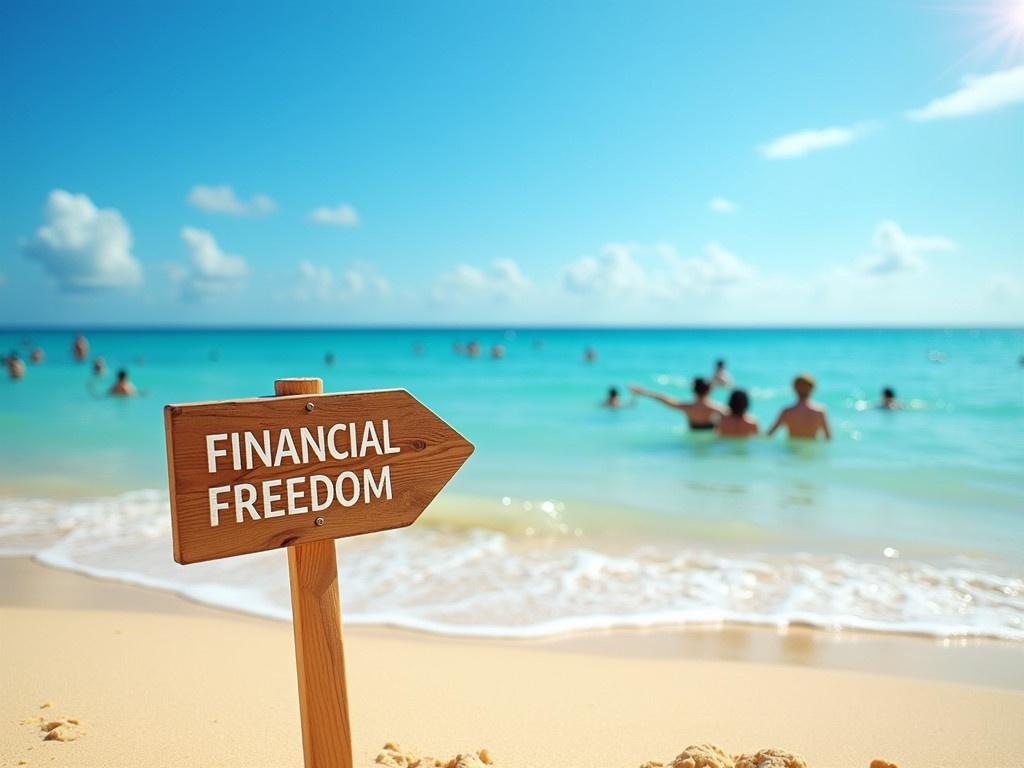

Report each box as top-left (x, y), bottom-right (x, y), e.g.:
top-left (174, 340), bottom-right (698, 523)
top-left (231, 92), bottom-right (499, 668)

top-left (165, 387), bottom-right (474, 564)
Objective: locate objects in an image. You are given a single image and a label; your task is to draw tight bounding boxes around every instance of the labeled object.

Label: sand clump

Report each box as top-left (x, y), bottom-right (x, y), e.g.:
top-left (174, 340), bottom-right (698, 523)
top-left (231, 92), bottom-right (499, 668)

top-left (20, 706), bottom-right (84, 744)
top-left (375, 742), bottom-right (494, 768)
top-left (375, 743), bottom-right (895, 768)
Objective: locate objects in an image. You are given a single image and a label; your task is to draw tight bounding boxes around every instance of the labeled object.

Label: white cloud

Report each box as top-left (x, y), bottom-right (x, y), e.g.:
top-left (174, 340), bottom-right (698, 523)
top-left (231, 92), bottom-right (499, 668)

top-left (563, 241), bottom-right (756, 300)
top-left (860, 220), bottom-right (957, 275)
top-left (187, 185), bottom-right (276, 217)
top-left (665, 241), bottom-right (757, 290)
top-left (175, 226), bottom-right (248, 300)
top-left (308, 203), bottom-right (360, 227)
top-left (709, 196), bottom-right (737, 214)
top-left (433, 259), bottom-right (531, 303)
top-left (760, 122), bottom-right (874, 159)
top-left (294, 260), bottom-right (390, 302)
top-left (906, 65), bottom-right (1024, 121)
top-left (21, 189), bottom-right (142, 292)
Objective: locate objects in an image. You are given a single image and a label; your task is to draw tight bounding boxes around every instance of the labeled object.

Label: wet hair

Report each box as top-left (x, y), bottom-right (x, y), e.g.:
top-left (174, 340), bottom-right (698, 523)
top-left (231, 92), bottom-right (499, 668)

top-left (728, 389), bottom-right (750, 416)
top-left (793, 373), bottom-right (815, 398)
top-left (715, 359), bottom-right (726, 369)
top-left (883, 387), bottom-right (895, 400)
top-left (693, 377), bottom-right (711, 396)
top-left (608, 387), bottom-right (619, 399)
top-left (117, 368), bottom-right (128, 381)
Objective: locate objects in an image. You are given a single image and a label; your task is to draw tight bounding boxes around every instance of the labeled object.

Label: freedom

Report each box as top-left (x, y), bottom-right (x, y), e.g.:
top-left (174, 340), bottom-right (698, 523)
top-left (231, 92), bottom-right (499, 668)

top-left (207, 466), bottom-right (393, 527)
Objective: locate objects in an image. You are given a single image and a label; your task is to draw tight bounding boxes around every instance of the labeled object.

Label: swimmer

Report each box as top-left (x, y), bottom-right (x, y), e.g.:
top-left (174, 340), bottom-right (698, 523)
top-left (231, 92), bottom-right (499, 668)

top-left (879, 387), bottom-right (901, 410)
top-left (602, 387), bottom-right (626, 408)
top-left (767, 373), bottom-right (831, 440)
top-left (30, 347), bottom-right (44, 364)
top-left (325, 352), bottom-right (336, 366)
top-left (630, 377), bottom-right (727, 430)
top-left (491, 344), bottom-right (505, 359)
top-left (6, 351), bottom-right (26, 380)
top-left (413, 343), bottom-right (424, 355)
top-left (72, 334), bottom-right (89, 362)
top-left (716, 389), bottom-right (759, 437)
top-left (709, 359), bottom-right (732, 390)
top-left (108, 368), bottom-right (138, 397)
top-left (92, 356), bottom-right (107, 376)
top-left (583, 346), bottom-right (597, 363)
top-left (466, 341), bottom-right (481, 358)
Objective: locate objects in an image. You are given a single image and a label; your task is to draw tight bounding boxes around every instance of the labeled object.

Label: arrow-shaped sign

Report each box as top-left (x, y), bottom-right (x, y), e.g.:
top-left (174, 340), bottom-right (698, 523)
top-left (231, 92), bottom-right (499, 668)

top-left (165, 385), bottom-right (474, 565)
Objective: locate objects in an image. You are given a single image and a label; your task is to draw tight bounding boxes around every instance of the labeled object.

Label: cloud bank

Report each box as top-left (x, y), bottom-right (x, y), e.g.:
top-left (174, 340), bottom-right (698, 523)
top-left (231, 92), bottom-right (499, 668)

top-left (176, 227), bottom-right (249, 300)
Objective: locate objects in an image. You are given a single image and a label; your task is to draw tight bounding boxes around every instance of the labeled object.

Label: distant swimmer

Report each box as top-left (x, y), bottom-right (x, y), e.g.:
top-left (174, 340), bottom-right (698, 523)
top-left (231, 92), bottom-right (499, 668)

top-left (325, 352), bottom-right (336, 366)
top-left (602, 387), bottom-right (625, 408)
top-left (92, 356), bottom-right (107, 376)
top-left (72, 334), bottom-right (89, 362)
top-left (584, 346), bottom-right (597, 363)
top-left (630, 377), bottom-right (727, 430)
top-left (413, 343), bottom-right (424, 355)
top-left (30, 347), bottom-right (44, 364)
top-left (467, 340), bottom-right (481, 358)
top-left (710, 359), bottom-right (732, 390)
top-left (767, 373), bottom-right (831, 440)
top-left (108, 368), bottom-right (138, 397)
top-left (879, 387), bottom-right (901, 410)
top-left (716, 390), bottom-right (759, 437)
top-left (491, 344), bottom-right (506, 359)
top-left (6, 352), bottom-right (26, 380)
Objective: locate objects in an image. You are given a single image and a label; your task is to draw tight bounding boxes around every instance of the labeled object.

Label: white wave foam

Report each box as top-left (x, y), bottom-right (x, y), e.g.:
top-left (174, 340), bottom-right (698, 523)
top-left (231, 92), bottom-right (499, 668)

top-left (1, 492), bottom-right (1022, 641)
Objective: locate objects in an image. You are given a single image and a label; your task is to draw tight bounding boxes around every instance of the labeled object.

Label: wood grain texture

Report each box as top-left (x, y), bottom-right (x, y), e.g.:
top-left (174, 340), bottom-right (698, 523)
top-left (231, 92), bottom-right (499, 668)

top-left (164, 385), bottom-right (474, 564)
top-left (278, 379), bottom-right (352, 768)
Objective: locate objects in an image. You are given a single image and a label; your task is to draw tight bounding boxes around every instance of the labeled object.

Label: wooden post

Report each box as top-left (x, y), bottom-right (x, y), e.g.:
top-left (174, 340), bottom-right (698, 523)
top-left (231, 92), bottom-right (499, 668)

top-left (275, 377), bottom-right (353, 768)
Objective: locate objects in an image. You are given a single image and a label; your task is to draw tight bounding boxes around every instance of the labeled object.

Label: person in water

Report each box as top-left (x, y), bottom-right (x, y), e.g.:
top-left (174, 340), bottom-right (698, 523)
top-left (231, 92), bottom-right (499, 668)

top-left (72, 334), bottom-right (89, 362)
top-left (716, 389), bottom-right (759, 437)
top-left (879, 387), bottom-right (901, 410)
top-left (767, 373), bottom-right (831, 440)
top-left (6, 351), bottom-right (26, 380)
top-left (108, 368), bottom-right (138, 397)
top-left (630, 377), bottom-right (726, 430)
top-left (602, 387), bottom-right (624, 408)
top-left (92, 356), bottom-right (106, 376)
top-left (710, 359), bottom-right (732, 390)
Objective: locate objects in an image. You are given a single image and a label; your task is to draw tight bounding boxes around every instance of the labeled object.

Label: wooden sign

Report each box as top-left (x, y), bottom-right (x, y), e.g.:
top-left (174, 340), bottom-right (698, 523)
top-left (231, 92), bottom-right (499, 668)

top-left (165, 385), bottom-right (474, 564)
top-left (164, 378), bottom-right (474, 768)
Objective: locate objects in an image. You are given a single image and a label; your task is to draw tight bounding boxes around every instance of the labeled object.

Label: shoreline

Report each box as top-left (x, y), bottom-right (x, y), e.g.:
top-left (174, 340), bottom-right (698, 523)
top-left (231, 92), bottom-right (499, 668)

top-left (3, 559), bottom-right (1024, 767)
top-left (3, 557), bottom-right (1023, 691)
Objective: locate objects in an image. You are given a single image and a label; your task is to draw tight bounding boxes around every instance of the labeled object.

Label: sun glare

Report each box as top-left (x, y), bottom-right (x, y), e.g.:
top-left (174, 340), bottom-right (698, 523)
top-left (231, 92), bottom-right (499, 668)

top-left (948, 0), bottom-right (1024, 65)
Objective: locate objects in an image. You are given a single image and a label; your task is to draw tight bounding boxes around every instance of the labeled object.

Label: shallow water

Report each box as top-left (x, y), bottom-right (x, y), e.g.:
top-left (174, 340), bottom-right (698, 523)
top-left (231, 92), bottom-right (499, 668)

top-left (1, 328), bottom-right (1022, 638)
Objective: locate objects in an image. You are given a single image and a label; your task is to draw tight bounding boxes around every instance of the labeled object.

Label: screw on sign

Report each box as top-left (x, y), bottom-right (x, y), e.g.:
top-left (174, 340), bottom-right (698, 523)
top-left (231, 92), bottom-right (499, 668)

top-left (163, 378), bottom-right (474, 768)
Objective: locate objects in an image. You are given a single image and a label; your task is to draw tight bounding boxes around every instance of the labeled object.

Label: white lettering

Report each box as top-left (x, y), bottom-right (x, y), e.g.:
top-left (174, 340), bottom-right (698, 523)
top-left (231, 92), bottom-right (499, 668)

top-left (286, 477), bottom-right (308, 515)
top-left (208, 485), bottom-right (230, 526)
top-left (300, 426), bottom-right (326, 464)
top-left (364, 465), bottom-right (392, 502)
top-left (234, 483), bottom-right (260, 523)
top-left (275, 429), bottom-right (300, 466)
top-left (382, 420), bottom-right (401, 454)
top-left (361, 421), bottom-right (382, 457)
top-left (245, 430), bottom-right (273, 469)
top-left (336, 471), bottom-right (360, 507)
top-left (310, 475), bottom-right (334, 512)
top-left (263, 479), bottom-right (284, 518)
top-left (206, 434), bottom-right (228, 474)
top-left (327, 423), bottom-right (349, 460)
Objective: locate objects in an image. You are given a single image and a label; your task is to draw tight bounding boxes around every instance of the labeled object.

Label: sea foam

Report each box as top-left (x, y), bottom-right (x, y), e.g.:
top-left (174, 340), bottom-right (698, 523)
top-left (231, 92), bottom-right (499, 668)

top-left (1, 491), bottom-right (1022, 641)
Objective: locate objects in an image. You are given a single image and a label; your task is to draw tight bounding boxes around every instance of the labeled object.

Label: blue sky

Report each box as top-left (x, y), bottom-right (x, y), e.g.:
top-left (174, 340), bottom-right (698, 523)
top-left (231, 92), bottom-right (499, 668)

top-left (1, 0), bottom-right (1022, 326)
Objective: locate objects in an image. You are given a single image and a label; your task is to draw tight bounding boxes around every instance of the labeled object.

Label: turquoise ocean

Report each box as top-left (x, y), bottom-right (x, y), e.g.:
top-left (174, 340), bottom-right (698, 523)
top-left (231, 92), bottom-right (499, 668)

top-left (1, 328), bottom-right (1022, 639)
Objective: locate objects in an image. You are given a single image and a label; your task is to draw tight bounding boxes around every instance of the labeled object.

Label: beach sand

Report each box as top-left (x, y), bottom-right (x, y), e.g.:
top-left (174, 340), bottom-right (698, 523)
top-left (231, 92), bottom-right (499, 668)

top-left (2, 559), bottom-right (1023, 767)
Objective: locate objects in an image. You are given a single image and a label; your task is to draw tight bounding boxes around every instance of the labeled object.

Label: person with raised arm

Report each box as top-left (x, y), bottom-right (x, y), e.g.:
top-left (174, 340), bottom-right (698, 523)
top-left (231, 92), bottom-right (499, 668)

top-left (630, 377), bottom-right (726, 431)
